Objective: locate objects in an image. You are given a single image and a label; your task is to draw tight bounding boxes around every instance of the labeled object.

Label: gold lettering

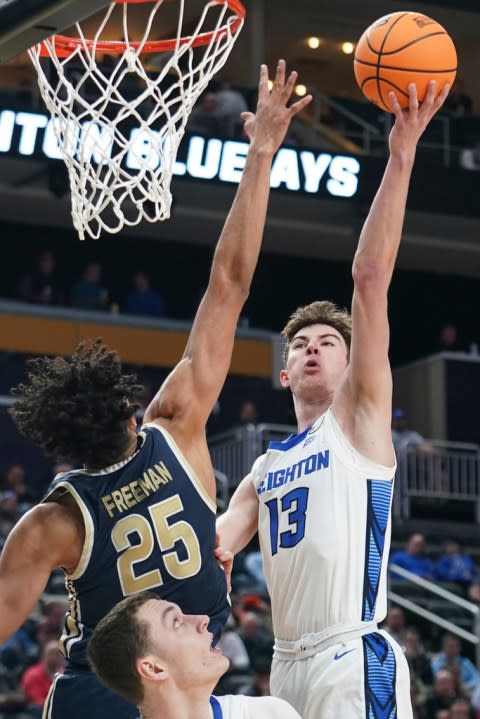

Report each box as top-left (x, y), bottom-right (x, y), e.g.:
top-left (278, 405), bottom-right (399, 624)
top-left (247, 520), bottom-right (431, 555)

top-left (148, 468), bottom-right (163, 490)
top-left (102, 494), bottom-right (116, 518)
top-left (155, 461), bottom-right (172, 484)
top-left (139, 472), bottom-right (155, 495)
top-left (111, 490), bottom-right (127, 513)
top-left (130, 481), bottom-right (144, 504)
top-left (121, 485), bottom-right (136, 509)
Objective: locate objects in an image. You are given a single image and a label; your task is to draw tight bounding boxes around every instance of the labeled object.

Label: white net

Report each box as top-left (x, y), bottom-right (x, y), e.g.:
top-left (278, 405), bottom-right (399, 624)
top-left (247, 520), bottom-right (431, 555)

top-left (28, 0), bottom-right (245, 240)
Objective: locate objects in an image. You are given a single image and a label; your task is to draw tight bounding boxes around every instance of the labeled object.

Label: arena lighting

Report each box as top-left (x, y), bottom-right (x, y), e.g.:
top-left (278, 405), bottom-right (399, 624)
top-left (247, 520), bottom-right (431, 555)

top-left (342, 41), bottom-right (355, 55)
top-left (295, 84), bottom-right (307, 97)
top-left (0, 108), bottom-right (361, 199)
top-left (307, 36), bottom-right (321, 49)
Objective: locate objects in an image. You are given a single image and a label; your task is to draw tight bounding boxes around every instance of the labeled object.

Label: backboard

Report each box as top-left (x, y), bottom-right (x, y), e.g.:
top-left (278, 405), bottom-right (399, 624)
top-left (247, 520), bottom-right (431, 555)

top-left (0, 0), bottom-right (112, 64)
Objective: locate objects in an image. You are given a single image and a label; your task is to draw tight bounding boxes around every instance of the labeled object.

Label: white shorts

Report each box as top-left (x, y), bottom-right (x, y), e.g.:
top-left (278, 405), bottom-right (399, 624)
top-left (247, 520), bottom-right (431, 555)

top-left (270, 629), bottom-right (412, 719)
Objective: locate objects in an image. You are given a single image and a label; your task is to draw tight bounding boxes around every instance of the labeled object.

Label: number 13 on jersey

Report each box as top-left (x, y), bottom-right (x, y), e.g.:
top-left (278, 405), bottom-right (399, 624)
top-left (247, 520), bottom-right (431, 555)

top-left (265, 486), bottom-right (309, 555)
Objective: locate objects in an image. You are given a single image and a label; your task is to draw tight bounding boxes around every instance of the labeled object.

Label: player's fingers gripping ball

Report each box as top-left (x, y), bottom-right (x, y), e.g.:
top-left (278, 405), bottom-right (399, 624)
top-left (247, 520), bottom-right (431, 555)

top-left (353, 11), bottom-right (457, 113)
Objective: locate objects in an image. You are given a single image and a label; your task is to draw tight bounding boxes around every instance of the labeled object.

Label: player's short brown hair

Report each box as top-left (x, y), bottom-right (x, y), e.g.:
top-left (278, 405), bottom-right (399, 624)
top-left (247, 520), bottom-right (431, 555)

top-left (282, 300), bottom-right (352, 364)
top-left (87, 591), bottom-right (158, 706)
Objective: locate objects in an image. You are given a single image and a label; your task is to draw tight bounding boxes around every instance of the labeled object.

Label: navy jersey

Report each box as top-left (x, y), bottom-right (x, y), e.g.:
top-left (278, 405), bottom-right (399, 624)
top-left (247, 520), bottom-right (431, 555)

top-left (44, 423), bottom-right (229, 669)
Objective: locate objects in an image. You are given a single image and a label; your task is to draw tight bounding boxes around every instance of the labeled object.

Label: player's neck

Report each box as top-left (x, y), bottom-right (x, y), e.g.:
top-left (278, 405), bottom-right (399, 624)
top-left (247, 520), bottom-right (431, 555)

top-left (140, 687), bottom-right (213, 719)
top-left (294, 394), bottom-right (332, 434)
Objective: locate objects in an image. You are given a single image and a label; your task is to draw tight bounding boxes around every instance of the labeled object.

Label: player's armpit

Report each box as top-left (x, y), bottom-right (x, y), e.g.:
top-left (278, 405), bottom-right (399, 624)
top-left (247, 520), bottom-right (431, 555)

top-left (0, 502), bottom-right (81, 643)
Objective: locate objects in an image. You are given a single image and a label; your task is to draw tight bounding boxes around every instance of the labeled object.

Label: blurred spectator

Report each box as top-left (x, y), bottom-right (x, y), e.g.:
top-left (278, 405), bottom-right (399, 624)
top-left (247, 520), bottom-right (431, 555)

top-left (236, 657), bottom-right (272, 697)
top-left (423, 669), bottom-right (463, 718)
top-left (187, 92), bottom-right (220, 136)
top-left (390, 533), bottom-right (435, 580)
top-left (16, 249), bottom-right (64, 305)
top-left (238, 611), bottom-right (273, 668)
top-left (459, 141), bottom-right (480, 172)
top-left (36, 601), bottom-right (66, 648)
top-left (0, 621), bottom-right (38, 675)
top-left (444, 79), bottom-right (474, 117)
top-left (431, 634), bottom-right (480, 697)
top-left (215, 614), bottom-right (250, 672)
top-left (449, 698), bottom-right (476, 719)
top-left (243, 551), bottom-right (267, 593)
top-left (214, 79), bottom-right (248, 138)
top-left (435, 323), bottom-right (465, 353)
top-left (124, 270), bottom-right (165, 317)
top-left (403, 627), bottom-right (434, 687)
top-left (381, 606), bottom-right (407, 645)
top-left (0, 491), bottom-right (21, 548)
top-left (70, 261), bottom-right (109, 311)
top-left (434, 540), bottom-right (478, 589)
top-left (2, 463), bottom-right (37, 511)
top-left (238, 400), bottom-right (260, 427)
top-left (21, 640), bottom-right (64, 717)
top-left (391, 409), bottom-right (431, 453)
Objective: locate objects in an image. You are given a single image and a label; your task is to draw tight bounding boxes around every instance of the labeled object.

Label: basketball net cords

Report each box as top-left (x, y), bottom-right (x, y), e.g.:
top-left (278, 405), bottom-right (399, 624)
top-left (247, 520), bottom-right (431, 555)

top-left (29, 1), bottom-right (244, 239)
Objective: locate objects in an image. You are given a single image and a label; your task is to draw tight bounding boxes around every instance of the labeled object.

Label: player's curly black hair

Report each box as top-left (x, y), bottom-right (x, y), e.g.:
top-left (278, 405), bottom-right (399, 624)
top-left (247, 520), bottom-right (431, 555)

top-left (10, 338), bottom-right (143, 469)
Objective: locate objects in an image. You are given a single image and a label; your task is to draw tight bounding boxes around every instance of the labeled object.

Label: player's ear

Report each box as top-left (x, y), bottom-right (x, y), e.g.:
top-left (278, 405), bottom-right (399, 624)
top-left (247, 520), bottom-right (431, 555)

top-left (279, 369), bottom-right (290, 388)
top-left (137, 655), bottom-right (168, 684)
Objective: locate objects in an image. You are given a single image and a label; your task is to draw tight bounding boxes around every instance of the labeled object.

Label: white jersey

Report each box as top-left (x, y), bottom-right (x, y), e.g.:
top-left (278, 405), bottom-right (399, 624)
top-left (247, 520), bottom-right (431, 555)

top-left (251, 409), bottom-right (395, 642)
top-left (212, 695), bottom-right (300, 719)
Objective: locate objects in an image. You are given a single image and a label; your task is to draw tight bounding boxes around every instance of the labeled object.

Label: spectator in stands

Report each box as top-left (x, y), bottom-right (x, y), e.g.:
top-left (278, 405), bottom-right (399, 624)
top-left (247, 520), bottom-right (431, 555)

top-left (423, 669), bottom-right (464, 719)
top-left (443, 79), bottom-right (474, 118)
top-left (215, 613), bottom-right (250, 672)
top-left (435, 323), bottom-right (465, 353)
top-left (238, 611), bottom-right (273, 669)
top-left (21, 639), bottom-right (64, 717)
top-left (2, 463), bottom-right (37, 511)
top-left (238, 399), bottom-right (260, 427)
top-left (390, 533), bottom-right (435, 580)
top-left (0, 491), bottom-right (21, 549)
top-left (35, 601), bottom-right (66, 649)
top-left (391, 409), bottom-right (431, 452)
top-left (404, 626), bottom-right (434, 687)
top-left (214, 79), bottom-right (248, 138)
top-left (16, 249), bottom-right (64, 306)
top-left (243, 551), bottom-right (267, 593)
top-left (124, 271), bottom-right (165, 318)
top-left (70, 260), bottom-right (109, 311)
top-left (237, 656), bottom-right (272, 697)
top-left (187, 91), bottom-right (220, 136)
top-left (449, 698), bottom-right (476, 719)
top-left (381, 606), bottom-right (407, 645)
top-left (459, 141), bottom-right (480, 172)
top-left (434, 540), bottom-right (478, 589)
top-left (431, 634), bottom-right (480, 697)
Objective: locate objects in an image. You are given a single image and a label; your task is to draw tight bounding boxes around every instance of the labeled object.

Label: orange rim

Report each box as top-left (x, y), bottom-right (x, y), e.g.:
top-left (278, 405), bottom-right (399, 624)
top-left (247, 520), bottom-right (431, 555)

top-left (37, 0), bottom-right (245, 58)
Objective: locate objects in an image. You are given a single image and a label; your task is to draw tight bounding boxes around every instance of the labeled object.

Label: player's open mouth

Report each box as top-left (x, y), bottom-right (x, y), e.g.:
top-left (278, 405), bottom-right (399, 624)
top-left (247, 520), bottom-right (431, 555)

top-left (305, 359), bottom-right (318, 369)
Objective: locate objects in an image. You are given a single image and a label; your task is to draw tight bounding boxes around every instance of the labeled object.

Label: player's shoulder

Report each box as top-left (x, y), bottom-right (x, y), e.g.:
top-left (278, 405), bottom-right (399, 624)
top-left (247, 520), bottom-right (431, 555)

top-left (241, 696), bottom-right (301, 719)
top-left (6, 499), bottom-right (80, 549)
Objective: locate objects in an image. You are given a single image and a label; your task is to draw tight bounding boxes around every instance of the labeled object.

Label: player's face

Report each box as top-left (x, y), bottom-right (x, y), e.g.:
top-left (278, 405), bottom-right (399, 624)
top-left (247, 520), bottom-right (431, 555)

top-left (280, 323), bottom-right (348, 398)
top-left (138, 600), bottom-right (229, 688)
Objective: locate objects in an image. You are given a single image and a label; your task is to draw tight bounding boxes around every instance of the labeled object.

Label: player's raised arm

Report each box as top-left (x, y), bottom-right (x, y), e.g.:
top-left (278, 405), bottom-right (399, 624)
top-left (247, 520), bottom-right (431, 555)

top-left (333, 81), bottom-right (450, 462)
top-left (143, 61), bottom-right (312, 428)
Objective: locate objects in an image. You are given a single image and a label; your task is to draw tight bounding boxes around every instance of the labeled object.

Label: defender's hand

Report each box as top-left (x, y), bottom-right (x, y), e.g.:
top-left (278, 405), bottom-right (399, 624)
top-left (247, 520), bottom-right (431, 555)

top-left (214, 532), bottom-right (233, 593)
top-left (242, 59), bottom-right (313, 156)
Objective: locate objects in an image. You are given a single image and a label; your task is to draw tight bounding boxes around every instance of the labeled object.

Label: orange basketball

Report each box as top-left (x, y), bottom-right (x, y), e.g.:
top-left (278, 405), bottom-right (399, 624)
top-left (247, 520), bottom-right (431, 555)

top-left (353, 11), bottom-right (457, 113)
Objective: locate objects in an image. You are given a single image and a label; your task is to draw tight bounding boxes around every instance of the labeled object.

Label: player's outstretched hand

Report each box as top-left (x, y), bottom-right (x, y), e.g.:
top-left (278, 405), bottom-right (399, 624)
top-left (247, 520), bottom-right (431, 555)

top-left (388, 80), bottom-right (451, 160)
top-left (242, 59), bottom-right (312, 156)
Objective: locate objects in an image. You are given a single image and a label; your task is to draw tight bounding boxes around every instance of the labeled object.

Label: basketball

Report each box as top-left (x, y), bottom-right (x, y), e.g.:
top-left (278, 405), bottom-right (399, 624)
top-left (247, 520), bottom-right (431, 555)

top-left (353, 11), bottom-right (457, 113)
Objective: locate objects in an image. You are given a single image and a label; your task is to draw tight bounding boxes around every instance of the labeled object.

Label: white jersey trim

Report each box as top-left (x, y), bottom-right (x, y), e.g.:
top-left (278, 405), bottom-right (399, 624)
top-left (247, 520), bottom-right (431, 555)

top-left (142, 422), bottom-right (217, 514)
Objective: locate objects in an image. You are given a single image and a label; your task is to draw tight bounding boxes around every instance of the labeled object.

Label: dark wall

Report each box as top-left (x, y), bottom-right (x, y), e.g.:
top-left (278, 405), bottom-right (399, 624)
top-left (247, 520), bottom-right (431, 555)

top-left (1, 220), bottom-right (479, 368)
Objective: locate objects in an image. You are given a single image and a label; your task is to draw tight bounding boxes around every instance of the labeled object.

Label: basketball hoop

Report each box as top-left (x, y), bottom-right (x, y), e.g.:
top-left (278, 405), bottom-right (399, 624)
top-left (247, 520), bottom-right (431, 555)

top-left (28, 0), bottom-right (245, 240)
